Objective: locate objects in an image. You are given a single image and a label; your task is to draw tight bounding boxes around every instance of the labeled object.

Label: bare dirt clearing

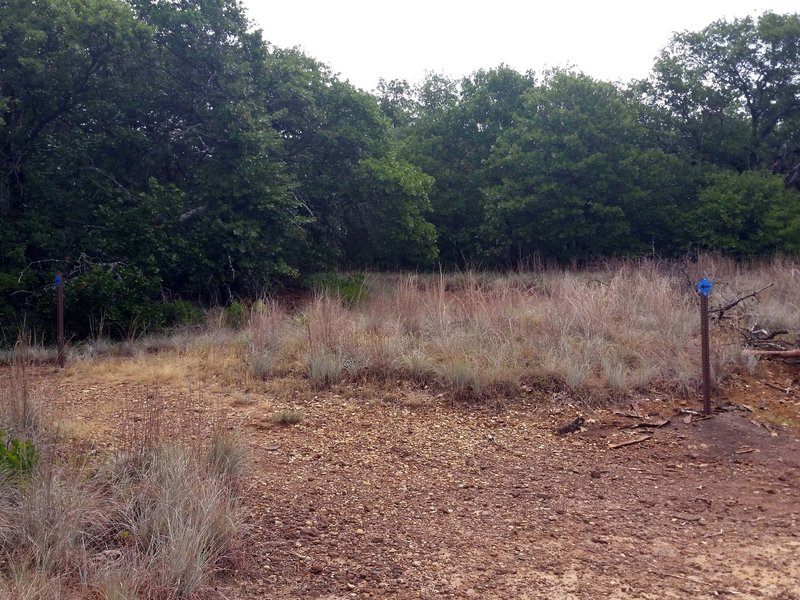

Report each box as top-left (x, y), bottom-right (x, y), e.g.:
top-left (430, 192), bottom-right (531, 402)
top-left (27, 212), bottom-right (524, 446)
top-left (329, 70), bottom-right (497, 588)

top-left (40, 363), bottom-right (800, 598)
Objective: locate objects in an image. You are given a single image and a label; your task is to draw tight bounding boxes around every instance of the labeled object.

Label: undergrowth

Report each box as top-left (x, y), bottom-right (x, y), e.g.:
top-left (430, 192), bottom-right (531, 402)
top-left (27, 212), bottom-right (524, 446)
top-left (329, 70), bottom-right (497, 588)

top-left (0, 343), bottom-right (247, 598)
top-left (243, 257), bottom-right (787, 401)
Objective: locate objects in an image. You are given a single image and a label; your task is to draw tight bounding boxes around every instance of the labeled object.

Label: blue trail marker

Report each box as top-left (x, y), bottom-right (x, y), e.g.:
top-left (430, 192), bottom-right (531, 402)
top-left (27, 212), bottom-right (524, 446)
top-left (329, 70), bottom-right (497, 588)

top-left (697, 277), bottom-right (713, 297)
top-left (697, 277), bottom-right (712, 414)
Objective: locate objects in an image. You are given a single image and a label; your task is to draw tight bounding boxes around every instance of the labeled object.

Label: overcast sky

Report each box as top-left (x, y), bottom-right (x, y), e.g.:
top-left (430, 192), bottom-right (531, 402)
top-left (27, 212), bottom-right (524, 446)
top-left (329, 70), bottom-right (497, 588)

top-left (242, 1), bottom-right (798, 92)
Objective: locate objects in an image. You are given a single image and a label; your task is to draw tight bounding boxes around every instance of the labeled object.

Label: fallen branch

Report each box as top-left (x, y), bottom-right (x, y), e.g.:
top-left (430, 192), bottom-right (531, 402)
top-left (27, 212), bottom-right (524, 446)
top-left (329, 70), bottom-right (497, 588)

top-left (685, 415), bottom-right (714, 424)
top-left (608, 435), bottom-right (652, 449)
top-left (631, 418), bottom-right (671, 429)
top-left (711, 283), bottom-right (774, 319)
top-left (743, 348), bottom-right (800, 358)
top-left (611, 410), bottom-right (642, 419)
top-left (764, 382), bottom-right (793, 394)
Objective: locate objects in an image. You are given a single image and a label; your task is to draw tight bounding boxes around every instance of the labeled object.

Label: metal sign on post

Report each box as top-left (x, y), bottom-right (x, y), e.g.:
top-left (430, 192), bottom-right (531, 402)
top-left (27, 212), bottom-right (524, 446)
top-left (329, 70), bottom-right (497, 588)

top-left (56, 273), bottom-right (65, 368)
top-left (697, 277), bottom-right (713, 415)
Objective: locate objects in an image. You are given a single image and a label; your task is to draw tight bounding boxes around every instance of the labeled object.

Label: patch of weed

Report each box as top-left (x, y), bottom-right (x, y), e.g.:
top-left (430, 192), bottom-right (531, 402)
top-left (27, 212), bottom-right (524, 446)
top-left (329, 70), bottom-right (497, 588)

top-left (272, 410), bottom-right (303, 426)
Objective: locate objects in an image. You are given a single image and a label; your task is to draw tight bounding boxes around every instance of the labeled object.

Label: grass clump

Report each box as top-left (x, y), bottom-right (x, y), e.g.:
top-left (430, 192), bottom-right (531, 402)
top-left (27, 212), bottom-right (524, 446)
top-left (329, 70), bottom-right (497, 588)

top-left (102, 445), bottom-right (242, 597)
top-left (273, 409), bottom-right (303, 426)
top-left (306, 349), bottom-right (345, 389)
top-left (305, 272), bottom-right (366, 307)
top-left (0, 347), bottom-right (247, 597)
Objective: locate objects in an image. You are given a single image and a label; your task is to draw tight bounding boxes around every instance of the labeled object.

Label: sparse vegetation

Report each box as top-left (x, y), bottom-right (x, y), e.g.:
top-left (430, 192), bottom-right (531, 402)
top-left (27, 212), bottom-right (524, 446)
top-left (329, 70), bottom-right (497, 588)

top-left (238, 258), bottom-right (789, 400)
top-left (0, 344), bottom-right (246, 597)
top-left (0, 257), bottom-right (798, 595)
top-left (273, 409), bottom-right (303, 426)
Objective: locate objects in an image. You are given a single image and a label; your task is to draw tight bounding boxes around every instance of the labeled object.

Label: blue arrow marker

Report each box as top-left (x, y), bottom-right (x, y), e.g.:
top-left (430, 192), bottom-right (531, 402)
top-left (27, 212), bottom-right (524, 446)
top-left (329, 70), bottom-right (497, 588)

top-left (54, 274), bottom-right (62, 287)
top-left (697, 277), bottom-right (713, 297)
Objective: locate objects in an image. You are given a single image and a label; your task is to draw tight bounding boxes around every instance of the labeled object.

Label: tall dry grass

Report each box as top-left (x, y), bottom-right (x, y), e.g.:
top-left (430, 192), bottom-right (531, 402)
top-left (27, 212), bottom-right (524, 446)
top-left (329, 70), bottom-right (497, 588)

top-left (246, 257), bottom-right (792, 401)
top-left (0, 344), bottom-right (247, 597)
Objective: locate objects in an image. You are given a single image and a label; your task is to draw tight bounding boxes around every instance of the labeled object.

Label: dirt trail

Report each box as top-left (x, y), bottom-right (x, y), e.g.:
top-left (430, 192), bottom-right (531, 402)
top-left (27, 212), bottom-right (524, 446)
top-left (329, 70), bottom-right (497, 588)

top-left (36, 364), bottom-right (800, 598)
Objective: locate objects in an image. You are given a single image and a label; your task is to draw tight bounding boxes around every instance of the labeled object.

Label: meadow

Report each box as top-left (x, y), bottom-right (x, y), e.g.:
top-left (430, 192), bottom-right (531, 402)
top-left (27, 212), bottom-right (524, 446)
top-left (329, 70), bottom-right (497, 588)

top-left (1, 256), bottom-right (799, 597)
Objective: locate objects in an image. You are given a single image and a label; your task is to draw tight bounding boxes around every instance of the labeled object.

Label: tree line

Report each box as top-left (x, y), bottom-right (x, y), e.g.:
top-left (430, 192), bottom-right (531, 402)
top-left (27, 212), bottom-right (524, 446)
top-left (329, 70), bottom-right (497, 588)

top-left (2, 0), bottom-right (799, 339)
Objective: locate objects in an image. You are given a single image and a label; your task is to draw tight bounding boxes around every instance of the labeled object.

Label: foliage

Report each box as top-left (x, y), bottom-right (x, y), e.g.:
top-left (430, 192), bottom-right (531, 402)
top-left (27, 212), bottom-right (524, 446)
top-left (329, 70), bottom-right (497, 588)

top-left (644, 12), bottom-right (800, 171)
top-left (161, 300), bottom-right (205, 329)
top-left (692, 170), bottom-right (800, 256)
top-left (0, 432), bottom-right (38, 481)
top-left (304, 273), bottom-right (367, 307)
top-left (223, 301), bottom-right (248, 330)
top-left (3, 2), bottom-right (800, 342)
top-left (484, 70), bottom-right (693, 262)
top-left (398, 67), bottom-right (536, 265)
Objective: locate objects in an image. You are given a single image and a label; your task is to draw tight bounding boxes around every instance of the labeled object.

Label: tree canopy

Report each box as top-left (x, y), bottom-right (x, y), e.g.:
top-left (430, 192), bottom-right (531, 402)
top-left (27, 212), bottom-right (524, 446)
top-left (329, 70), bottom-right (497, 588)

top-left (2, 2), bottom-right (800, 340)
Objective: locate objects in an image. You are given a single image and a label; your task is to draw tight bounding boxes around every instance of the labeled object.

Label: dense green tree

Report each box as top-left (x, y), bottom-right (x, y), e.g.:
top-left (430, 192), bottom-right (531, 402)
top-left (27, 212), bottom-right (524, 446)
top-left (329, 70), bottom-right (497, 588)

top-left (376, 78), bottom-right (418, 129)
top-left (0, 0), bottom-right (148, 330)
top-left (401, 67), bottom-right (535, 265)
top-left (484, 71), bottom-right (693, 263)
top-left (1, 0), bottom-right (303, 337)
top-left (344, 156), bottom-right (437, 268)
top-left (126, 0), bottom-right (302, 297)
top-left (262, 48), bottom-right (436, 269)
top-left (691, 170), bottom-right (800, 256)
top-left (644, 12), bottom-right (800, 171)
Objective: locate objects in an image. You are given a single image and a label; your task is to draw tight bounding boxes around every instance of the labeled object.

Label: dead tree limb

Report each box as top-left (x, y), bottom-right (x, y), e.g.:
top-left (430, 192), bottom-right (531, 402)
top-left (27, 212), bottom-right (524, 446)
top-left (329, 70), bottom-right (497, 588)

top-left (742, 348), bottom-right (800, 358)
top-left (711, 283), bottom-right (774, 319)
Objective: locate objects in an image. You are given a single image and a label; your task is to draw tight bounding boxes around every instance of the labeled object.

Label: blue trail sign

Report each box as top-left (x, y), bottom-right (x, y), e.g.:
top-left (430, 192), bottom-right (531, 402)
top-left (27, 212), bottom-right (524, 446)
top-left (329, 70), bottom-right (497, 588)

top-left (697, 277), bottom-right (713, 297)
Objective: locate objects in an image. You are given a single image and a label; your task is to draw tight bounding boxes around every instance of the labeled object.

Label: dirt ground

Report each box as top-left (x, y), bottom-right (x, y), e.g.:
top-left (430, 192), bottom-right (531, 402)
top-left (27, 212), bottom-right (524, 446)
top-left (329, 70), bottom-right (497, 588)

top-left (37, 362), bottom-right (800, 599)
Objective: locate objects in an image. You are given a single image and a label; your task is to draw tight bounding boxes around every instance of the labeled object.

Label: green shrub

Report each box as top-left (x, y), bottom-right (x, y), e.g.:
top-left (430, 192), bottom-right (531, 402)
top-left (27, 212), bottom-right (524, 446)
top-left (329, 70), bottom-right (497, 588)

top-left (224, 301), bottom-right (247, 329)
top-left (36, 265), bottom-right (164, 340)
top-left (0, 432), bottom-right (38, 481)
top-left (304, 273), bottom-right (366, 307)
top-left (161, 300), bottom-right (204, 328)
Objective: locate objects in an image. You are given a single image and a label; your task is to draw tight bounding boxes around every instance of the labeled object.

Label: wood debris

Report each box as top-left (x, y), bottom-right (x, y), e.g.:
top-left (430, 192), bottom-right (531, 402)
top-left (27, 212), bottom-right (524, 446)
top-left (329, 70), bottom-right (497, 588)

top-left (764, 382), bottom-right (793, 394)
top-left (630, 418), bottom-right (671, 429)
top-left (556, 416), bottom-right (584, 435)
top-left (608, 435), bottom-right (652, 449)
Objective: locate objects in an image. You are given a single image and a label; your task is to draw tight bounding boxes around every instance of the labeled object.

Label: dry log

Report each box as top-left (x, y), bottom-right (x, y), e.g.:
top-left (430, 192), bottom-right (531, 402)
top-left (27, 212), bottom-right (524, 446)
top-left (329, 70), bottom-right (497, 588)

top-left (743, 348), bottom-right (800, 358)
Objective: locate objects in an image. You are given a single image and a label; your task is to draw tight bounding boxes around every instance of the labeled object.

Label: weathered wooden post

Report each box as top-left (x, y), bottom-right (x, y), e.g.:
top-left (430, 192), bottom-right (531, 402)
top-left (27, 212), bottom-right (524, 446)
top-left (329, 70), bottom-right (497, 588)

top-left (697, 277), bottom-right (713, 415)
top-left (56, 273), bottom-right (65, 368)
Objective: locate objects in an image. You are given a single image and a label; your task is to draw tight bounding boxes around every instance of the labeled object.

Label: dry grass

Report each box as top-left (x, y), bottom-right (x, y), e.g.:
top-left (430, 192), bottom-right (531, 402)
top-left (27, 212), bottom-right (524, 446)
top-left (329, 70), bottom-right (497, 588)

top-left (11, 256), bottom-right (794, 404)
top-left (65, 329), bottom-right (249, 389)
top-left (0, 346), bottom-right (247, 597)
top-left (239, 257), bottom-right (794, 401)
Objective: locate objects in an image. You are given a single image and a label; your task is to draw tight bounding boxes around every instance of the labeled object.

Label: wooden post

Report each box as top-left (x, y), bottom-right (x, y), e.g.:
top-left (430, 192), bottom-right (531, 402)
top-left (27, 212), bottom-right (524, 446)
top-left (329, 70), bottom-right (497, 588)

top-left (56, 273), bottom-right (65, 368)
top-left (700, 292), bottom-right (710, 415)
top-left (697, 277), bottom-right (713, 415)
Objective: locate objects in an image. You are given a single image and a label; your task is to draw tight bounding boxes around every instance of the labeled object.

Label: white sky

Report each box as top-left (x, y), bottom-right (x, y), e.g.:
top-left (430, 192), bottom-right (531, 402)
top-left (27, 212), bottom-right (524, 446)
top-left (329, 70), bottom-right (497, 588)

top-left (242, 1), bottom-right (799, 92)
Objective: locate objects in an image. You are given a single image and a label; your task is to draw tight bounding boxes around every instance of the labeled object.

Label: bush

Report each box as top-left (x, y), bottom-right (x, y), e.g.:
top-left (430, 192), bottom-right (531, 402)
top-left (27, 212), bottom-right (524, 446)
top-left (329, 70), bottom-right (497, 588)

top-left (161, 300), bottom-right (205, 328)
top-left (37, 265), bottom-right (164, 340)
top-left (224, 300), bottom-right (248, 329)
top-left (304, 273), bottom-right (366, 307)
top-left (0, 432), bottom-right (38, 481)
